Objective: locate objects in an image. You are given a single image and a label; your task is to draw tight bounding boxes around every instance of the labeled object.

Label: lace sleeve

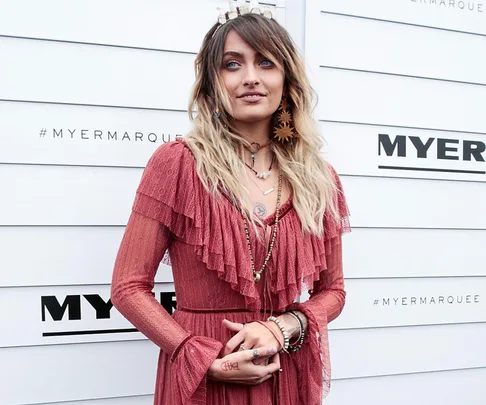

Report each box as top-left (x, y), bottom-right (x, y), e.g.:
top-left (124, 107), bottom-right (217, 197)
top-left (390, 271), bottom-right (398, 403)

top-left (111, 210), bottom-right (222, 405)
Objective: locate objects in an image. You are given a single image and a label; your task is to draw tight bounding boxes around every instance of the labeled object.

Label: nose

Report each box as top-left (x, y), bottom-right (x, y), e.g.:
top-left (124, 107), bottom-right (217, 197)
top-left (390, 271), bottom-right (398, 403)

top-left (242, 65), bottom-right (260, 86)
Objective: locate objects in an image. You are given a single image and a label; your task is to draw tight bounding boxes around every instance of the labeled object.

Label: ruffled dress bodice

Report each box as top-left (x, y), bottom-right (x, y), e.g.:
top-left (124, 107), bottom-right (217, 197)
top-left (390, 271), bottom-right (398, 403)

top-left (111, 140), bottom-right (350, 405)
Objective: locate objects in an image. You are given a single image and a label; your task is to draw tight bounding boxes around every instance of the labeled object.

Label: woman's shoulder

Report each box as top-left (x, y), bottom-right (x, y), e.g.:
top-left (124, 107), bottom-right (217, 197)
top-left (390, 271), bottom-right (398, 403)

top-left (145, 138), bottom-right (195, 170)
top-left (137, 139), bottom-right (198, 197)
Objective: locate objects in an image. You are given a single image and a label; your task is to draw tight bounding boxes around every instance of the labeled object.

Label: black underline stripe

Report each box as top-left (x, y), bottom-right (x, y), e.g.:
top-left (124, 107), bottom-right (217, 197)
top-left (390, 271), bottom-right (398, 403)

top-left (43, 328), bottom-right (138, 337)
top-left (378, 165), bottom-right (486, 175)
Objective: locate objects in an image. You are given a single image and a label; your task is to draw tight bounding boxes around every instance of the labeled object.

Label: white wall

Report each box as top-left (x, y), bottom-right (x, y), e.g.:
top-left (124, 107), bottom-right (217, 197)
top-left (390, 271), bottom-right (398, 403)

top-left (1, 0), bottom-right (485, 404)
top-left (304, 0), bottom-right (486, 403)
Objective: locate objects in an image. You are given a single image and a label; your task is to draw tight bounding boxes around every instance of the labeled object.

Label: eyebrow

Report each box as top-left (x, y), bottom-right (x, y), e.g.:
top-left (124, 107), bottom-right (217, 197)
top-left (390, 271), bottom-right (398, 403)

top-left (223, 51), bottom-right (244, 58)
top-left (223, 50), bottom-right (265, 58)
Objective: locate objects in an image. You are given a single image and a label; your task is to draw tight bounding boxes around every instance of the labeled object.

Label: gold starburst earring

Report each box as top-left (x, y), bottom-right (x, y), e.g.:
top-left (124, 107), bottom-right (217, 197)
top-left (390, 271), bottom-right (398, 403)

top-left (273, 97), bottom-right (296, 143)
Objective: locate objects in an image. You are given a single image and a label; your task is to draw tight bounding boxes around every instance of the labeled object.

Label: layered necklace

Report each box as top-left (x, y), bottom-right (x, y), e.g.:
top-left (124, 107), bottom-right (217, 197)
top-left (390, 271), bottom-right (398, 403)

top-left (241, 140), bottom-right (282, 284)
top-left (243, 172), bottom-right (282, 283)
top-left (244, 141), bottom-right (273, 180)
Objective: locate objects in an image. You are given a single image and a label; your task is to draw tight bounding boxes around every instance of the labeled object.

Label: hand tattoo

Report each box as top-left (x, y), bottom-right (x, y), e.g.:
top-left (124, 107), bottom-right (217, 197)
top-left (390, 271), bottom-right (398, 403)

top-left (221, 361), bottom-right (240, 372)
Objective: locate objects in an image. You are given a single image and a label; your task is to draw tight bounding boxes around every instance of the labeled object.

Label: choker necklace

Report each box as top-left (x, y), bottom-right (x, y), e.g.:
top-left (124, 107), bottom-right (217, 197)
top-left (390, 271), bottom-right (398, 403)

top-left (245, 155), bottom-right (274, 180)
top-left (248, 141), bottom-right (271, 168)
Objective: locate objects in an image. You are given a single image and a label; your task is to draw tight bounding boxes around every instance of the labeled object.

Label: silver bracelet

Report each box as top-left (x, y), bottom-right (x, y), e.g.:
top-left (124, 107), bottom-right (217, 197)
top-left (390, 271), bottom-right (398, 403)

top-left (267, 315), bottom-right (290, 352)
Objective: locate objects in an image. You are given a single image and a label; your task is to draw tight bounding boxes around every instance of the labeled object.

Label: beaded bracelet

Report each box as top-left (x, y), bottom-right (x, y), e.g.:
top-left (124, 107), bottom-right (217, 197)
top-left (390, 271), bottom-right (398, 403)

top-left (267, 316), bottom-right (290, 352)
top-left (287, 311), bottom-right (305, 352)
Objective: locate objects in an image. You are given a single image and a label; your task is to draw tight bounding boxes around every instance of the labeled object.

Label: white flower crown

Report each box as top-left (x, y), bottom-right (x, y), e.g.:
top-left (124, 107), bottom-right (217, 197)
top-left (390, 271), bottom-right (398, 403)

top-left (217, 0), bottom-right (273, 24)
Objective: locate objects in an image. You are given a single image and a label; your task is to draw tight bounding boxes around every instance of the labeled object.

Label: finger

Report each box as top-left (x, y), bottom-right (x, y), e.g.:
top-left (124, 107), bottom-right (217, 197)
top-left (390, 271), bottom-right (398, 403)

top-left (262, 360), bottom-right (281, 375)
top-left (222, 319), bottom-right (245, 333)
top-left (269, 352), bottom-right (281, 369)
top-left (223, 332), bottom-right (245, 356)
top-left (246, 346), bottom-right (278, 362)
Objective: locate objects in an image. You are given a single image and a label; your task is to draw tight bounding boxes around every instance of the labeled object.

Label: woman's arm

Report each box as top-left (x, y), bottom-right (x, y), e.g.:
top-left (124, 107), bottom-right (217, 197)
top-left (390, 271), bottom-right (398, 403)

top-left (110, 210), bottom-right (191, 355)
top-left (293, 233), bottom-right (345, 327)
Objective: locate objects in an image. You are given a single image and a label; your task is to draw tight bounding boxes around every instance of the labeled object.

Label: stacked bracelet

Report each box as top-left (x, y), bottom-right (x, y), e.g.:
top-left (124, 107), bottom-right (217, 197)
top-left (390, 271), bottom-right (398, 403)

top-left (267, 316), bottom-right (290, 352)
top-left (287, 311), bottom-right (305, 352)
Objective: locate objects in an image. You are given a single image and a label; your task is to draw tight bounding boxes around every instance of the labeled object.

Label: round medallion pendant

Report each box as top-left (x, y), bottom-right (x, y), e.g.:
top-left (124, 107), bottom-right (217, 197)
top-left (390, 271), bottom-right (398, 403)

top-left (254, 273), bottom-right (261, 283)
top-left (253, 202), bottom-right (267, 218)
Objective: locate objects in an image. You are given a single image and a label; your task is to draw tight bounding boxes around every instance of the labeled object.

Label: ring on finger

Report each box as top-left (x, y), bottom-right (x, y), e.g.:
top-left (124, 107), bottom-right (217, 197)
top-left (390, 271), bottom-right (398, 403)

top-left (239, 344), bottom-right (247, 351)
top-left (252, 349), bottom-right (259, 359)
top-left (257, 377), bottom-right (264, 384)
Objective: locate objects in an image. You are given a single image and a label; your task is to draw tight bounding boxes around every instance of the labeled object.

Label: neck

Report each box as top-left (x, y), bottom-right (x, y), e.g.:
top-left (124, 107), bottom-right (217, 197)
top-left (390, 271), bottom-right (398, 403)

top-left (233, 119), bottom-right (272, 145)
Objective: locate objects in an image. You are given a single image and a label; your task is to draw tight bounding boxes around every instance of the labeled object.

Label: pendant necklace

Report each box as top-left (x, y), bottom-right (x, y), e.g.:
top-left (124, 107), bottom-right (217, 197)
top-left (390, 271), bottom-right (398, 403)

top-left (245, 155), bottom-right (274, 180)
top-left (248, 141), bottom-right (271, 168)
top-left (247, 171), bottom-right (276, 196)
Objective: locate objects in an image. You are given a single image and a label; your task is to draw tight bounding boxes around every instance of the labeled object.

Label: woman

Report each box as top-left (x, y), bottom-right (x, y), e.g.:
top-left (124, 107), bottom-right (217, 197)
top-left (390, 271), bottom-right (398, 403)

top-left (111, 6), bottom-right (350, 405)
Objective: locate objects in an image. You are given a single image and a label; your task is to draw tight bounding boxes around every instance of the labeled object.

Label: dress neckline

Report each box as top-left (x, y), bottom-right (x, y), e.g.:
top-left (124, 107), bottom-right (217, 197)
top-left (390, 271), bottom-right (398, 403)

top-left (176, 138), bottom-right (295, 225)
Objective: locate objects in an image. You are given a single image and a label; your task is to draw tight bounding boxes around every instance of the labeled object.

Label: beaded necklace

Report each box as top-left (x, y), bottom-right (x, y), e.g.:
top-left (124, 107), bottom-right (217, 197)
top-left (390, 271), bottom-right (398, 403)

top-left (242, 171), bottom-right (283, 283)
top-left (244, 156), bottom-right (274, 180)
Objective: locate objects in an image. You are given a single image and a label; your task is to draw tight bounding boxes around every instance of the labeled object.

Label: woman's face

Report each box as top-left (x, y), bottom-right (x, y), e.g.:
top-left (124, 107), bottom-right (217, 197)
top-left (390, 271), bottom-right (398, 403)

top-left (220, 30), bottom-right (284, 126)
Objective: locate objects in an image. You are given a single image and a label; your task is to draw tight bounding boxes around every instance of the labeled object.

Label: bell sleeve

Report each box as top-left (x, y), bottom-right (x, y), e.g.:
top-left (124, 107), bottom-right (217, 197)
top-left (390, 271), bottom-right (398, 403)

top-left (289, 164), bottom-right (350, 403)
top-left (111, 141), bottom-right (223, 405)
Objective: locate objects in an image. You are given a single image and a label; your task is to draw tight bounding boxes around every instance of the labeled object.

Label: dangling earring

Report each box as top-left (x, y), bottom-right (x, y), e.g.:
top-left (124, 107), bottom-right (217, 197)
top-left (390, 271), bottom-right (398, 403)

top-left (214, 107), bottom-right (221, 119)
top-left (273, 97), bottom-right (297, 143)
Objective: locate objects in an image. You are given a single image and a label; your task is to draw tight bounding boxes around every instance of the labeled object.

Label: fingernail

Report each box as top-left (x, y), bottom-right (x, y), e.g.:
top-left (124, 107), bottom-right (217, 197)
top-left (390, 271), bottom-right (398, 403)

top-left (269, 346), bottom-right (277, 354)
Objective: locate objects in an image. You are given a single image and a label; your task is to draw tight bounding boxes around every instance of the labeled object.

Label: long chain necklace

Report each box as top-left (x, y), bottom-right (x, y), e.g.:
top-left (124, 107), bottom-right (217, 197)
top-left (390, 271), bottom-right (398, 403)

top-left (243, 172), bottom-right (282, 284)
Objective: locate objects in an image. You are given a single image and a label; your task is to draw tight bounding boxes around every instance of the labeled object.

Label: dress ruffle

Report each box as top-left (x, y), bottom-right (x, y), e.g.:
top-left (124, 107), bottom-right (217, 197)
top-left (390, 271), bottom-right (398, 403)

top-left (133, 140), bottom-right (350, 313)
top-left (169, 336), bottom-right (223, 405)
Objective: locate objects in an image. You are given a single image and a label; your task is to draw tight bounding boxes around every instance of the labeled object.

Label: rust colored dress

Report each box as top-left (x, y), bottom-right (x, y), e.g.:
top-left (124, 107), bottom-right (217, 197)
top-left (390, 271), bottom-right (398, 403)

top-left (111, 140), bottom-right (350, 405)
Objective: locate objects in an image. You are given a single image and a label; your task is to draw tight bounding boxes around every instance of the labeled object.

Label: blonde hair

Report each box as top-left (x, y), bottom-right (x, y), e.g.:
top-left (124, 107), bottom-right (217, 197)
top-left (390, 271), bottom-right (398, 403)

top-left (184, 13), bottom-right (339, 236)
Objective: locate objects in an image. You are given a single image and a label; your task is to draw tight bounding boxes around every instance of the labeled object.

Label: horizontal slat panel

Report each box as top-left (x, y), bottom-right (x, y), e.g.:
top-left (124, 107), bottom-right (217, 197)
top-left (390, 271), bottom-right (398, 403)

top-left (0, 340), bottom-right (157, 405)
top-left (334, 277), bottom-right (486, 329)
top-left (320, 0), bottom-right (486, 35)
top-left (0, 227), bottom-right (173, 287)
top-left (321, 121), bottom-right (486, 182)
top-left (4, 277), bottom-right (485, 348)
top-left (317, 68), bottom-right (486, 134)
top-left (0, 165), bottom-right (140, 225)
top-left (344, 228), bottom-right (486, 278)
top-left (0, 0), bottom-right (276, 53)
top-left (0, 100), bottom-right (190, 166)
top-left (2, 226), bottom-right (485, 288)
top-left (3, 165), bottom-right (486, 228)
top-left (0, 37), bottom-right (194, 110)
top-left (327, 367), bottom-right (486, 405)
top-left (0, 284), bottom-right (175, 348)
top-left (341, 175), bottom-right (486, 229)
top-left (330, 323), bottom-right (486, 379)
top-left (41, 395), bottom-right (153, 405)
top-left (319, 13), bottom-right (486, 84)
top-left (2, 323), bottom-right (485, 404)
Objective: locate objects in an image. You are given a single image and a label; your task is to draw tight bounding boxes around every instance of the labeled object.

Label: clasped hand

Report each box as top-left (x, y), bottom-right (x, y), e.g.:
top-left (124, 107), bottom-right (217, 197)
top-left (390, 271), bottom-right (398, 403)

top-left (207, 320), bottom-right (282, 385)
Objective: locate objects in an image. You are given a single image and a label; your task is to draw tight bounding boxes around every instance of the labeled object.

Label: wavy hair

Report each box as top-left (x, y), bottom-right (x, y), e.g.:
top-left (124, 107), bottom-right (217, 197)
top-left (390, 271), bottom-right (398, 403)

top-left (184, 13), bottom-right (339, 236)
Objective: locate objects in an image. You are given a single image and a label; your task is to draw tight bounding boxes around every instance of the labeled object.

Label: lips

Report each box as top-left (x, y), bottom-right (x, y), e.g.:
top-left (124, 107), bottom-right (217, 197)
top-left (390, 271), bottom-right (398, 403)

top-left (238, 92), bottom-right (266, 103)
top-left (238, 92), bottom-right (265, 98)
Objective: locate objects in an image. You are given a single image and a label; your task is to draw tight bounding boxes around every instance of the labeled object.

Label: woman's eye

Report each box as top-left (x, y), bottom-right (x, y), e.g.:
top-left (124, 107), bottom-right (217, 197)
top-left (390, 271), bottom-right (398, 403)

top-left (260, 59), bottom-right (274, 67)
top-left (225, 61), bottom-right (240, 69)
